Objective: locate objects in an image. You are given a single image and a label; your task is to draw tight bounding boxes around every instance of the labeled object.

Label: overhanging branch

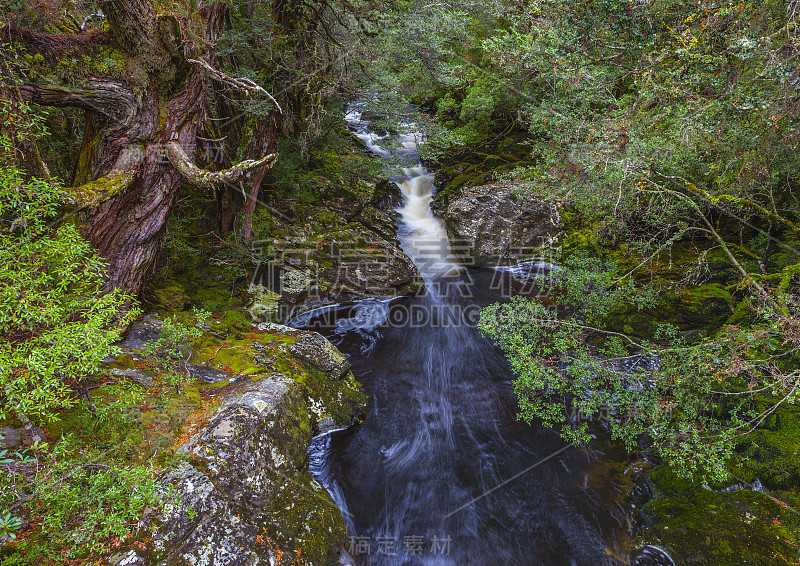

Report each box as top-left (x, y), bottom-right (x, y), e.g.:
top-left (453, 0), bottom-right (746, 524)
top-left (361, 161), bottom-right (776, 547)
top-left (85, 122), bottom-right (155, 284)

top-left (19, 79), bottom-right (138, 126)
top-left (166, 141), bottom-right (277, 190)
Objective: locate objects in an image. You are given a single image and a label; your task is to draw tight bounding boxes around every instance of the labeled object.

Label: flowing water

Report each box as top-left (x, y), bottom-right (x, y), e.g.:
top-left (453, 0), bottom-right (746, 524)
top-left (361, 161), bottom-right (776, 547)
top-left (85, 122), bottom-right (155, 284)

top-left (303, 108), bottom-right (674, 566)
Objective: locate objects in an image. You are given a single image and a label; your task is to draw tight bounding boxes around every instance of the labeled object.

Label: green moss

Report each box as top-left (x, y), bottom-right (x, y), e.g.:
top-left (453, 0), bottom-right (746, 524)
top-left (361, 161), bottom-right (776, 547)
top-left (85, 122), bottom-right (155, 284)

top-left (261, 467), bottom-right (347, 565)
top-left (732, 400), bottom-right (800, 491)
top-left (643, 466), bottom-right (800, 565)
top-left (67, 170), bottom-right (132, 208)
top-left (149, 283), bottom-right (191, 311)
top-left (725, 298), bottom-right (758, 327)
top-left (273, 355), bottom-right (367, 429)
top-left (561, 229), bottom-right (603, 259)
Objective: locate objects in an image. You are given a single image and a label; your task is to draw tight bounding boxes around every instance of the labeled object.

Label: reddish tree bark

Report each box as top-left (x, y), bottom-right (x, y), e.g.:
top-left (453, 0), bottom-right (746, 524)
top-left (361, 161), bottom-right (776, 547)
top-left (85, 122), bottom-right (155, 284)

top-left (18, 1), bottom-right (229, 295)
top-left (241, 113), bottom-right (280, 243)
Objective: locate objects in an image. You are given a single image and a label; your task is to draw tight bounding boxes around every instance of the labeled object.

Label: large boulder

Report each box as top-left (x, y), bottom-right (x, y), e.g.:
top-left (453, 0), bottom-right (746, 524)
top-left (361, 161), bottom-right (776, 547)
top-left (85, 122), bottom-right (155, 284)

top-left (122, 375), bottom-right (347, 566)
top-left (248, 222), bottom-right (422, 324)
top-left (444, 183), bottom-right (560, 265)
top-left (246, 179), bottom-right (422, 324)
top-left (109, 326), bottom-right (365, 566)
top-left (290, 332), bottom-right (351, 378)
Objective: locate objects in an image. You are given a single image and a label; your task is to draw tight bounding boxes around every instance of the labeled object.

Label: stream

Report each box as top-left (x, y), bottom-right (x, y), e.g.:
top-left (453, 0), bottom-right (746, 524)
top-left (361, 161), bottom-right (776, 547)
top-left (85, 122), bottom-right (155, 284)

top-left (302, 109), bottom-right (675, 566)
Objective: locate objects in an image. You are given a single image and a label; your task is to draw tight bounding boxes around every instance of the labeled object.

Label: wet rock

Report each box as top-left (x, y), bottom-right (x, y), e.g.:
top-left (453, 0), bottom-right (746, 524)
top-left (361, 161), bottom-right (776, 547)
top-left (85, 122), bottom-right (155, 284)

top-left (316, 416), bottom-right (337, 435)
top-left (110, 368), bottom-right (156, 388)
top-left (120, 315), bottom-right (163, 352)
top-left (0, 427), bottom-right (21, 449)
top-left (445, 184), bottom-right (560, 265)
top-left (290, 332), bottom-right (351, 378)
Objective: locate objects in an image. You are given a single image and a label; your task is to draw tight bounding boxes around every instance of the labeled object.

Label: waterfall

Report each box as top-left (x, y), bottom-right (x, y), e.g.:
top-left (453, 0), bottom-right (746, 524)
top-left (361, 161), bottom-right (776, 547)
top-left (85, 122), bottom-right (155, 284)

top-left (395, 169), bottom-right (463, 284)
top-left (344, 106), bottom-right (462, 285)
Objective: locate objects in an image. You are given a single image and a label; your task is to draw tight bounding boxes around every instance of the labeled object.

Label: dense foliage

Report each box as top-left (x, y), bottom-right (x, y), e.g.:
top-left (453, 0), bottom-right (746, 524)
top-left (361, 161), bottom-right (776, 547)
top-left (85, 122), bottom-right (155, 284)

top-left (479, 259), bottom-right (800, 480)
top-left (0, 100), bottom-right (163, 561)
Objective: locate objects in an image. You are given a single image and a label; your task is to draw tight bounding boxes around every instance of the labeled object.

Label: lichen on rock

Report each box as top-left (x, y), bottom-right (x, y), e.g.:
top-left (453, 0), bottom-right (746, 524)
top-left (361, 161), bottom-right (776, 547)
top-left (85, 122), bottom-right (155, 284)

top-left (444, 183), bottom-right (561, 265)
top-left (104, 315), bottom-right (364, 565)
top-left (289, 332), bottom-right (351, 378)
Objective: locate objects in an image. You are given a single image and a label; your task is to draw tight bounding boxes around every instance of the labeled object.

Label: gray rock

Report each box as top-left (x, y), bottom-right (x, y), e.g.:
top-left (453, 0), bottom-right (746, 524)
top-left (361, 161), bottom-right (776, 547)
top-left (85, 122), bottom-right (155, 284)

top-left (257, 321), bottom-right (297, 334)
top-left (153, 462), bottom-right (262, 566)
top-left (108, 550), bottom-right (147, 566)
top-left (445, 184), bottom-right (560, 265)
top-left (249, 341), bottom-right (278, 366)
top-left (127, 374), bottom-right (346, 565)
top-left (184, 363), bottom-right (233, 383)
top-left (290, 332), bottom-right (351, 378)
top-left (110, 368), bottom-right (156, 388)
top-left (246, 218), bottom-right (423, 323)
top-left (0, 427), bottom-right (20, 449)
top-left (120, 314), bottom-right (164, 352)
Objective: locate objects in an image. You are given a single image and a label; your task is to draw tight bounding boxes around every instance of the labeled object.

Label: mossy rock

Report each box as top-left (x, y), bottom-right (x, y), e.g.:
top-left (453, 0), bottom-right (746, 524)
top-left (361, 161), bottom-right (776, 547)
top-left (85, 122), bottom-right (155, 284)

top-left (273, 348), bottom-right (366, 430)
top-left (676, 283), bottom-right (734, 328)
top-left (643, 466), bottom-right (800, 565)
top-left (732, 400), bottom-right (800, 491)
top-left (146, 283), bottom-right (191, 311)
top-left (725, 298), bottom-right (758, 327)
top-left (561, 229), bottom-right (604, 259)
top-left (480, 154), bottom-right (510, 170)
top-left (600, 283), bottom-right (734, 340)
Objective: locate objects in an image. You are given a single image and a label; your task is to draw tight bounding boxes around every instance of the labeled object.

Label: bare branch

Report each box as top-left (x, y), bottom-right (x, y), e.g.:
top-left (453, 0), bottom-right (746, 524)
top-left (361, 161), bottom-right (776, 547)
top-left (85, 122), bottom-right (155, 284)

top-left (188, 58), bottom-right (283, 113)
top-left (19, 80), bottom-right (138, 126)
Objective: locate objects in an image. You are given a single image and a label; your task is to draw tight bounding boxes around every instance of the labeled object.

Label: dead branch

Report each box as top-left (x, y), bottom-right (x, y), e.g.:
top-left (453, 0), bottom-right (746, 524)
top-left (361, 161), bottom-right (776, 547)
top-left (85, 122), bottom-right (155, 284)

top-left (187, 58), bottom-right (283, 113)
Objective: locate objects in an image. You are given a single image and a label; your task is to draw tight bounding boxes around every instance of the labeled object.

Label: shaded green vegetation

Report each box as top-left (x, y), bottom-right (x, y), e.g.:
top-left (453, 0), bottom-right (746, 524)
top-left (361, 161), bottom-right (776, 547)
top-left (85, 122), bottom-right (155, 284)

top-left (2, 0), bottom-right (799, 562)
top-left (643, 465), bottom-right (800, 565)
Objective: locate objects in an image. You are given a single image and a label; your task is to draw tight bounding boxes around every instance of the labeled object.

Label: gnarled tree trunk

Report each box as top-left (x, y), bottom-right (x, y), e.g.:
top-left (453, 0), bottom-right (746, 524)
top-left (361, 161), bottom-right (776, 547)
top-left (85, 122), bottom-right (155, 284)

top-left (18, 1), bottom-right (227, 295)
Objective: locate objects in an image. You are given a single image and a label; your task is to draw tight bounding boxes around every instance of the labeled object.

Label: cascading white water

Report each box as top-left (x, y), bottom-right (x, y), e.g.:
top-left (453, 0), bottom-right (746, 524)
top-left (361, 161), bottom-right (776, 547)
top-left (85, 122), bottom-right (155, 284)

top-left (395, 168), bottom-right (463, 283)
top-left (344, 105), bottom-right (462, 283)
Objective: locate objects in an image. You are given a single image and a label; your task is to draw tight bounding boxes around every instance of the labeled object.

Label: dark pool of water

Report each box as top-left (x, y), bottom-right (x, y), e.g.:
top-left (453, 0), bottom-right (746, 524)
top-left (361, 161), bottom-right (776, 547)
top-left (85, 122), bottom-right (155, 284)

top-left (300, 269), bottom-right (674, 566)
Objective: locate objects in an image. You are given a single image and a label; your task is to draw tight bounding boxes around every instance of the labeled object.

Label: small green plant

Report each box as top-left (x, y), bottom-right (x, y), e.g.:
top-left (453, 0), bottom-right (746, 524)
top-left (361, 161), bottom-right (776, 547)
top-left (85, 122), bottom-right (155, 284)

top-left (141, 308), bottom-right (210, 390)
top-left (0, 449), bottom-right (35, 466)
top-left (143, 308), bottom-right (210, 359)
top-left (0, 511), bottom-right (23, 540)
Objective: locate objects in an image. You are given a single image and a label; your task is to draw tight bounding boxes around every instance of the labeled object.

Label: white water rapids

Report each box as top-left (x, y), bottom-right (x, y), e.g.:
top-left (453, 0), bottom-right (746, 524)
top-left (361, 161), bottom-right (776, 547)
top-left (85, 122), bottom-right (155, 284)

top-left (346, 106), bottom-right (462, 282)
top-left (395, 167), bottom-right (463, 283)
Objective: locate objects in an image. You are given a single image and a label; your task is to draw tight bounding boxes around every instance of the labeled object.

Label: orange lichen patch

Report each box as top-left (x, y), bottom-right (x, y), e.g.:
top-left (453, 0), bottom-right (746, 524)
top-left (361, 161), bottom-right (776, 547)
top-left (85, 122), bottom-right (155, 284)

top-left (171, 405), bottom-right (215, 449)
top-left (259, 536), bottom-right (305, 566)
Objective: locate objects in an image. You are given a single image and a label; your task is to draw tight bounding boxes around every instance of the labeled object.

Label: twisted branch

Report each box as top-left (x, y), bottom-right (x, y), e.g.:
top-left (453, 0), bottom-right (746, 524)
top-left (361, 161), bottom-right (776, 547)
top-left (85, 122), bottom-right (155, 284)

top-left (188, 58), bottom-right (283, 114)
top-left (166, 141), bottom-right (277, 191)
